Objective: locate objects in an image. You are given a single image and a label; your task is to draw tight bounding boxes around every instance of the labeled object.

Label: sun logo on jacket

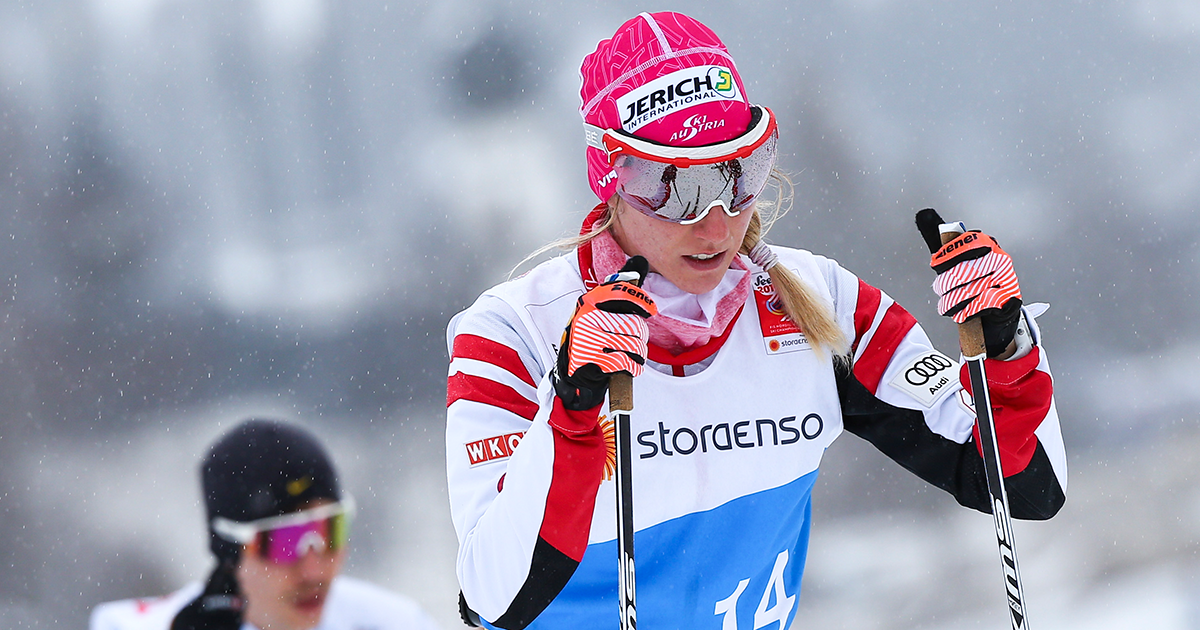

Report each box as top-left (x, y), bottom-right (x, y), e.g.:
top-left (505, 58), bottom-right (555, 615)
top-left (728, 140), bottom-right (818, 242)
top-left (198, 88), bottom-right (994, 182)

top-left (601, 415), bottom-right (616, 481)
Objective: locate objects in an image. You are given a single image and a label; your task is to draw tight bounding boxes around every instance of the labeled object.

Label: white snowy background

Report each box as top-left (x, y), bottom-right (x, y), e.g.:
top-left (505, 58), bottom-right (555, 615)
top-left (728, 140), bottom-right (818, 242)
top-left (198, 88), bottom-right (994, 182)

top-left (0, 0), bottom-right (1197, 628)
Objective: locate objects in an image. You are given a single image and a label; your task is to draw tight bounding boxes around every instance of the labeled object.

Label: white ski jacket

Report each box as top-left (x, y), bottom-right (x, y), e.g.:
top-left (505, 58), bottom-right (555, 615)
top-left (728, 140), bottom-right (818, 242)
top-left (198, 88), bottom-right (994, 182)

top-left (446, 243), bottom-right (1066, 630)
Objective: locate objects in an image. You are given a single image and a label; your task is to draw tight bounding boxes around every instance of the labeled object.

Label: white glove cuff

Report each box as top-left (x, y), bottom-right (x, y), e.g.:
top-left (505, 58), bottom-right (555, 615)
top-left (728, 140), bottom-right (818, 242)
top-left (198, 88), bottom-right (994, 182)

top-left (1004, 303), bottom-right (1048, 361)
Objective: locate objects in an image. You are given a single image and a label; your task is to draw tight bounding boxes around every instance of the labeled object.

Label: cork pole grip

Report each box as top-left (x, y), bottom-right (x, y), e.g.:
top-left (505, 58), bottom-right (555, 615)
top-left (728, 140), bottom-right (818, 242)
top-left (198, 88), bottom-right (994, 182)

top-left (609, 373), bottom-right (633, 412)
top-left (940, 229), bottom-right (989, 359)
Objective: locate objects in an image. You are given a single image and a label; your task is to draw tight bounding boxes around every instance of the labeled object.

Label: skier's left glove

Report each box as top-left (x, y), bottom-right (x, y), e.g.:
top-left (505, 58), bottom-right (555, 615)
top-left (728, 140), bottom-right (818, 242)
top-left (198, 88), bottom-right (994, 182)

top-left (553, 256), bottom-right (656, 411)
top-left (928, 229), bottom-right (1023, 358)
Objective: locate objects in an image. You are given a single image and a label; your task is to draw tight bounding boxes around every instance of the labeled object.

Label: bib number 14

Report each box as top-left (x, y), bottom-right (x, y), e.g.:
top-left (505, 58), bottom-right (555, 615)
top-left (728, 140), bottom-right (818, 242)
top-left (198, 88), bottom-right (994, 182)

top-left (713, 550), bottom-right (796, 630)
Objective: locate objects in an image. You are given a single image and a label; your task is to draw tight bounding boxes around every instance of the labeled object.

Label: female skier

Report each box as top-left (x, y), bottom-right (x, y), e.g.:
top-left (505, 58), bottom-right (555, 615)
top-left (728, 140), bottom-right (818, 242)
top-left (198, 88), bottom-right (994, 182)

top-left (445, 11), bottom-right (1066, 630)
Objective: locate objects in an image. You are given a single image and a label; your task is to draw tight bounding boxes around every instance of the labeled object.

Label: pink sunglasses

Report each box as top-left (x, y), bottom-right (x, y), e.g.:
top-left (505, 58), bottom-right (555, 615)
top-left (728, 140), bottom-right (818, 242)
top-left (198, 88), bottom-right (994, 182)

top-left (212, 498), bottom-right (354, 564)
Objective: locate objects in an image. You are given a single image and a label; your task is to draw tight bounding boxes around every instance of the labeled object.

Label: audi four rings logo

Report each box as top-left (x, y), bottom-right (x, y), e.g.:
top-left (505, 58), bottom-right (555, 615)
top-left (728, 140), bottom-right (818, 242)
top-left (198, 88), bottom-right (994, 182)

top-left (905, 354), bottom-right (953, 385)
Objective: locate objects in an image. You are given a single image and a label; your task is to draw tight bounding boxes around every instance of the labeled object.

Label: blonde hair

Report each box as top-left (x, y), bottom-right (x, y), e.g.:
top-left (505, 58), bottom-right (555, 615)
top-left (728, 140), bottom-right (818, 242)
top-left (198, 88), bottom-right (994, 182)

top-left (513, 170), bottom-right (849, 360)
top-left (740, 172), bottom-right (849, 360)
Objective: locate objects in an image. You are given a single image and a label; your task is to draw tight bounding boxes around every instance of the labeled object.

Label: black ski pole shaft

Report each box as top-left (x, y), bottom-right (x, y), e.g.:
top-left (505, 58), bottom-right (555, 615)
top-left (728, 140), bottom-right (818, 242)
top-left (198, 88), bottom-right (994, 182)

top-left (603, 255), bottom-right (648, 630)
top-left (931, 219), bottom-right (1030, 630)
top-left (609, 372), bottom-right (637, 630)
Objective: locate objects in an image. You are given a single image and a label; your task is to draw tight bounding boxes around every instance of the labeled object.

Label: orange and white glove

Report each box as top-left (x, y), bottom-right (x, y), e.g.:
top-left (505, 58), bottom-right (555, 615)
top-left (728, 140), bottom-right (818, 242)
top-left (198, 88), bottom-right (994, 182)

top-left (554, 257), bottom-right (657, 411)
top-left (921, 212), bottom-right (1024, 358)
top-left (930, 231), bottom-right (1021, 324)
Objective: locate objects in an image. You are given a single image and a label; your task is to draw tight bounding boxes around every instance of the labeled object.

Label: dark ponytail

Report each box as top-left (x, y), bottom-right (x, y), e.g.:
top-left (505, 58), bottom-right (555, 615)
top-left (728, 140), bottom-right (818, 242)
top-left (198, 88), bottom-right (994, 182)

top-left (169, 561), bottom-right (243, 630)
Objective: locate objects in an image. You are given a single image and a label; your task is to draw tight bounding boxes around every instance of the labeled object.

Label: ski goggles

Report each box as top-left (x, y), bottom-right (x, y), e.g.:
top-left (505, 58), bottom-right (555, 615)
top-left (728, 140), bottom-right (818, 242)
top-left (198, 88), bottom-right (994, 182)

top-left (584, 106), bottom-right (779, 224)
top-left (212, 497), bottom-right (354, 564)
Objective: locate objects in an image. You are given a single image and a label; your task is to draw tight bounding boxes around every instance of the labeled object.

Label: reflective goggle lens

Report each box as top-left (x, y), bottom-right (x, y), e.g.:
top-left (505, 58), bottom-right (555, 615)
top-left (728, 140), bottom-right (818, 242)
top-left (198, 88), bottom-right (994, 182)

top-left (251, 512), bottom-right (350, 564)
top-left (612, 129), bottom-right (777, 224)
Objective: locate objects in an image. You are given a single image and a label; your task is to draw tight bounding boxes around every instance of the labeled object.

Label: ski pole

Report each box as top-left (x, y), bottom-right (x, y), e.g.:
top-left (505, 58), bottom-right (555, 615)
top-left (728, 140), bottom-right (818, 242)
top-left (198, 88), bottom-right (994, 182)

top-left (603, 258), bottom-right (650, 630)
top-left (610, 372), bottom-right (637, 630)
top-left (918, 211), bottom-right (1029, 630)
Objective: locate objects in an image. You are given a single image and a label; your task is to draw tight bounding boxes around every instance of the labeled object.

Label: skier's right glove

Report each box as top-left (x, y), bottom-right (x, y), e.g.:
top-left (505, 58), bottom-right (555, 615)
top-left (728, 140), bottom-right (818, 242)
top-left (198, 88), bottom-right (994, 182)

top-left (553, 256), bottom-right (656, 411)
top-left (169, 561), bottom-right (243, 630)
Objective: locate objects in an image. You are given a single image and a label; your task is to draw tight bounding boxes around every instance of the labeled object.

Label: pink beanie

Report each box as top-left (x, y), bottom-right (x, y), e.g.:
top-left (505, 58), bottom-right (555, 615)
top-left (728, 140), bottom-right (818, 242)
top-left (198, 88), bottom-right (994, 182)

top-left (579, 12), bottom-right (753, 203)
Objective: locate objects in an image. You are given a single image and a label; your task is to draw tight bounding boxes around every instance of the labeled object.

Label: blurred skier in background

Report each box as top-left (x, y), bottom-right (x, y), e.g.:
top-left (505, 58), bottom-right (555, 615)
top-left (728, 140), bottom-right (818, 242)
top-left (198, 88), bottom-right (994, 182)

top-left (445, 10), bottom-right (1067, 630)
top-left (90, 419), bottom-right (440, 630)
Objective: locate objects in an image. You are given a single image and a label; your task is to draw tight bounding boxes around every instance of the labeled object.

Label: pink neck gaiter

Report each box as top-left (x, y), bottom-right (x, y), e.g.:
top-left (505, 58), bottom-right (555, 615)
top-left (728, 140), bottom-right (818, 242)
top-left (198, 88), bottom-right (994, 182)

top-left (590, 228), bottom-right (751, 355)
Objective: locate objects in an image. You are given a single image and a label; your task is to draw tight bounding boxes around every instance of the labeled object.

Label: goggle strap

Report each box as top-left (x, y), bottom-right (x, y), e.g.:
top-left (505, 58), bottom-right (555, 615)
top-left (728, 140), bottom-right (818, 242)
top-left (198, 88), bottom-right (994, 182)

top-left (211, 496), bottom-right (356, 544)
top-left (584, 123), bottom-right (608, 151)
